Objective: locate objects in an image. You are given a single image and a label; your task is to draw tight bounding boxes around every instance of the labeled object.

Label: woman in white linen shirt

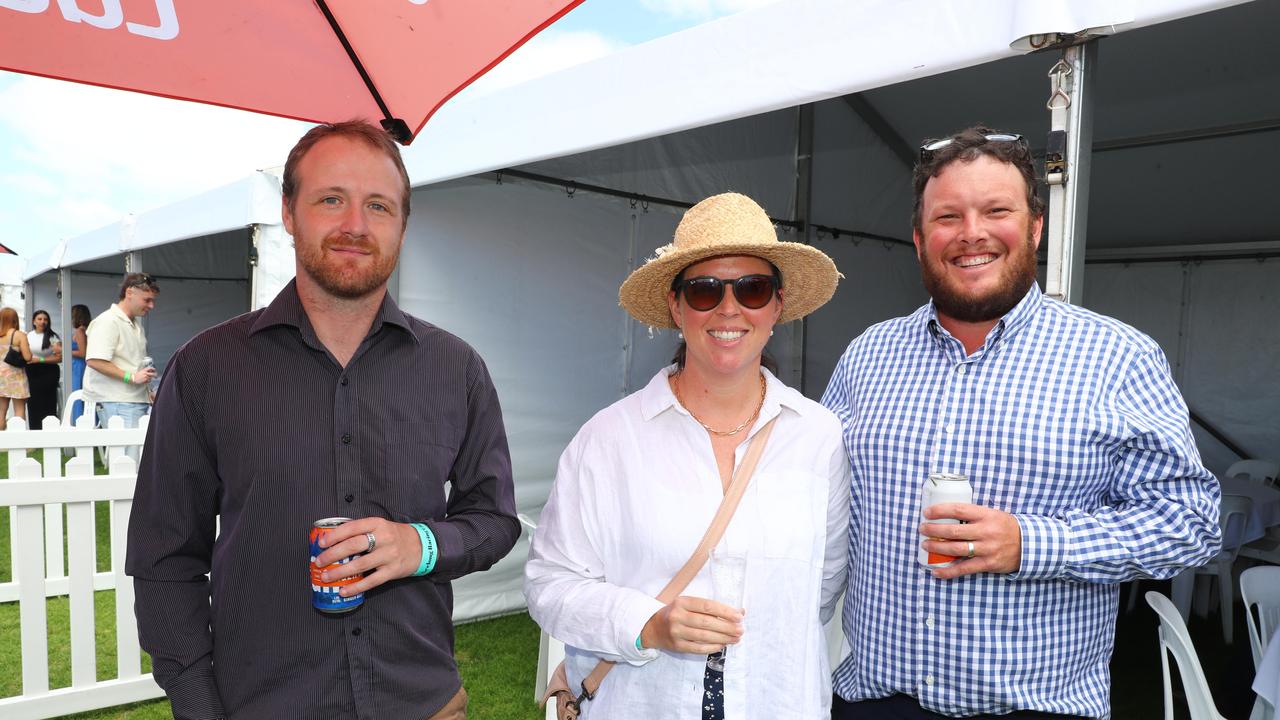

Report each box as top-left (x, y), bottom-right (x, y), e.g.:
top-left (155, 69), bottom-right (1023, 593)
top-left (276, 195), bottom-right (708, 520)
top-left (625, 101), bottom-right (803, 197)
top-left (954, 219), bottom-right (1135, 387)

top-left (525, 192), bottom-right (851, 720)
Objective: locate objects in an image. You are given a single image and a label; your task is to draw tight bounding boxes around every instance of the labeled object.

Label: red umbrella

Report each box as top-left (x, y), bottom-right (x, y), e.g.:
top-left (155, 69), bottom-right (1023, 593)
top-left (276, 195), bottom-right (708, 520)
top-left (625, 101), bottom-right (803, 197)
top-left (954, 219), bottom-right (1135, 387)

top-left (0, 0), bottom-right (584, 144)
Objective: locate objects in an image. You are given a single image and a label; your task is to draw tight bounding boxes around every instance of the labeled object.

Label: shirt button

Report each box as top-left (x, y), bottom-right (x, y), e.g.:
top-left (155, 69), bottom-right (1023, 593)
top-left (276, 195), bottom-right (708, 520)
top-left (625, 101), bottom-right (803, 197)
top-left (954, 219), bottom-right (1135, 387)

top-left (340, 377), bottom-right (349, 386)
top-left (925, 616), bottom-right (935, 629)
top-left (352, 628), bottom-right (361, 636)
top-left (344, 494), bottom-right (354, 503)
top-left (342, 433), bottom-right (352, 444)
top-left (956, 365), bottom-right (967, 375)
top-left (945, 424), bottom-right (955, 434)
top-left (924, 675), bottom-right (934, 686)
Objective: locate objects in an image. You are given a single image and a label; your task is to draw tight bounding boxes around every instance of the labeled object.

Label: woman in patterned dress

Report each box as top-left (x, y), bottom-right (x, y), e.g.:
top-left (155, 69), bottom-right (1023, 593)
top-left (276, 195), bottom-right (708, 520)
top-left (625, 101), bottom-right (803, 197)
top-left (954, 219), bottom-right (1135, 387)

top-left (0, 307), bottom-right (34, 430)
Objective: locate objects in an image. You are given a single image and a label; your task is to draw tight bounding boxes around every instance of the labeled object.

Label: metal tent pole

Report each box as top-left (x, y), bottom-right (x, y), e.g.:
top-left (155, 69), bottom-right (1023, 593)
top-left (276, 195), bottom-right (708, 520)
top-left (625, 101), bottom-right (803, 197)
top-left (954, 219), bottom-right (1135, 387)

top-left (59, 268), bottom-right (72, 421)
top-left (791, 103), bottom-right (815, 393)
top-left (1043, 41), bottom-right (1097, 305)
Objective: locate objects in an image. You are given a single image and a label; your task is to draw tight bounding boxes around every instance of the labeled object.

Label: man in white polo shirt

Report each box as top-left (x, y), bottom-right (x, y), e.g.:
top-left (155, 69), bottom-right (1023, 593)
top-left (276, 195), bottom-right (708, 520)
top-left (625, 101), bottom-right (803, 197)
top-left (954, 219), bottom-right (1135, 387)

top-left (84, 273), bottom-right (160, 435)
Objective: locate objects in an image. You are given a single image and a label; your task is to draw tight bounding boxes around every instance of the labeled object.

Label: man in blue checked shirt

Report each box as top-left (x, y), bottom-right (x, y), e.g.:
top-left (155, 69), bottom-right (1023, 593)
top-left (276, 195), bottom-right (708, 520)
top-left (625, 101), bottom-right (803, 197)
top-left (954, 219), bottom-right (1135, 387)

top-left (822, 126), bottom-right (1221, 719)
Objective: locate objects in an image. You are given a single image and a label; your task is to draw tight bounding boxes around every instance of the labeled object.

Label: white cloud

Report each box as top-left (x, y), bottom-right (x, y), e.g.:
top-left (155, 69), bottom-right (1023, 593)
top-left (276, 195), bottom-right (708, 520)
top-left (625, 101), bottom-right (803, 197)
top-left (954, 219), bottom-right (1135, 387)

top-left (0, 77), bottom-right (309, 203)
top-left (638, 0), bottom-right (783, 21)
top-left (457, 30), bottom-right (628, 99)
top-left (0, 172), bottom-right (59, 197)
top-left (0, 75), bottom-right (311, 255)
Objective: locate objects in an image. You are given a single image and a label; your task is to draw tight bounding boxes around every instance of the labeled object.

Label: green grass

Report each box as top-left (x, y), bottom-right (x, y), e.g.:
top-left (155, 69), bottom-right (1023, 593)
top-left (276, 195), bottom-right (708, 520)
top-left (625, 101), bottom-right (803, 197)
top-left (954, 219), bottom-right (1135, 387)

top-left (0, 597), bottom-right (543, 720)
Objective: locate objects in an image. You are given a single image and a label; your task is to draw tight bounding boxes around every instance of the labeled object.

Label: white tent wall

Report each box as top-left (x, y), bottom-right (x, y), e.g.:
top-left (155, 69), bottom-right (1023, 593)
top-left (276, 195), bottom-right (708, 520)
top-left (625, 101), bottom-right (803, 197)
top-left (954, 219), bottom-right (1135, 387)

top-left (20, 229), bottom-right (253, 422)
top-left (395, 1), bottom-right (1280, 623)
top-left (524, 109), bottom-right (799, 217)
top-left (0, 284), bottom-right (22, 317)
top-left (400, 177), bottom-right (640, 619)
top-left (1086, 258), bottom-right (1280, 474)
top-left (0, 255), bottom-right (23, 316)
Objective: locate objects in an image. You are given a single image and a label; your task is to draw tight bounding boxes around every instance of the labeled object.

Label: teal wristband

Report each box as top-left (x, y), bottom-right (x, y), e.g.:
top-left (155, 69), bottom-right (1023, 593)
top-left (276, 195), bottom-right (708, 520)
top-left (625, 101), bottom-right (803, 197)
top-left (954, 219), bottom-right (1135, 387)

top-left (635, 635), bottom-right (644, 651)
top-left (411, 522), bottom-right (437, 576)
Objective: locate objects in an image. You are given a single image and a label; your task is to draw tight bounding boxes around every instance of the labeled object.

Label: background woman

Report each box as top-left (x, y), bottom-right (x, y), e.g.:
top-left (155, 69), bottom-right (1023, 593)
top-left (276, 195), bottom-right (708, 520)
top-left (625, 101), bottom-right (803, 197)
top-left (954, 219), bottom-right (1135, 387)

top-left (70, 304), bottom-right (90, 425)
top-left (525, 193), bottom-right (849, 719)
top-left (0, 307), bottom-right (33, 430)
top-left (26, 309), bottom-right (62, 429)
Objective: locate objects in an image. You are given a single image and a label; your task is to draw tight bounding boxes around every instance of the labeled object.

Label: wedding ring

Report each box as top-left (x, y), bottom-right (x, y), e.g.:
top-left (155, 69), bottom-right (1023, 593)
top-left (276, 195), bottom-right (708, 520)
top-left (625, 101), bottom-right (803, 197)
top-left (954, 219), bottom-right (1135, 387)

top-left (966, 541), bottom-right (975, 559)
top-left (366, 532), bottom-right (377, 553)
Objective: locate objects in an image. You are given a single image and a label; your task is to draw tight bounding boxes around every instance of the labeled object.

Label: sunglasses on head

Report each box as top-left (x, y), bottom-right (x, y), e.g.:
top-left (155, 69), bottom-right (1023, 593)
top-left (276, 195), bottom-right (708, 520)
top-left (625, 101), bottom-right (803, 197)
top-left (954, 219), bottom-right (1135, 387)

top-left (674, 274), bottom-right (779, 312)
top-left (919, 133), bottom-right (1025, 163)
top-left (129, 273), bottom-right (158, 290)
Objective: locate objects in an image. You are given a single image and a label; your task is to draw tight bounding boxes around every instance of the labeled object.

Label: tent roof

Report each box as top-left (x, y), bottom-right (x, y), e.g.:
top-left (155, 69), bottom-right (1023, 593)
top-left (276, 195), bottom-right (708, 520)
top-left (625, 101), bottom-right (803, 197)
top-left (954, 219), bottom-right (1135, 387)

top-left (22, 171), bottom-right (280, 281)
top-left (403, 0), bottom-right (1257, 188)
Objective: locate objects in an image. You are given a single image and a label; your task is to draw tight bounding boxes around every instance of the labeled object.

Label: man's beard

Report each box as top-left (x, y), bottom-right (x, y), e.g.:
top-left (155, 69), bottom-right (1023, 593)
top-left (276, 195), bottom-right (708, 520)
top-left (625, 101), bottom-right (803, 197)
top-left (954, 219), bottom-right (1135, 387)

top-left (297, 233), bottom-right (399, 300)
top-left (921, 228), bottom-right (1038, 323)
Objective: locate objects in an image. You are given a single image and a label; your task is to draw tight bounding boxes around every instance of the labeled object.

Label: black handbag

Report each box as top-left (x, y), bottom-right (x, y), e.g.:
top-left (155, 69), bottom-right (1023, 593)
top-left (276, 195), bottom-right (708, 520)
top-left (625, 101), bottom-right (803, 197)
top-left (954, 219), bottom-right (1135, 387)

top-left (4, 332), bottom-right (26, 368)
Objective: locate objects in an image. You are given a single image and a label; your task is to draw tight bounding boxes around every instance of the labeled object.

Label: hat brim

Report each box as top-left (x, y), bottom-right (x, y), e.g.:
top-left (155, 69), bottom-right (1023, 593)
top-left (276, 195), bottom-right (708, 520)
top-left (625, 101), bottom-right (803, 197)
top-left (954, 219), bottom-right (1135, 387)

top-left (619, 240), bottom-right (840, 329)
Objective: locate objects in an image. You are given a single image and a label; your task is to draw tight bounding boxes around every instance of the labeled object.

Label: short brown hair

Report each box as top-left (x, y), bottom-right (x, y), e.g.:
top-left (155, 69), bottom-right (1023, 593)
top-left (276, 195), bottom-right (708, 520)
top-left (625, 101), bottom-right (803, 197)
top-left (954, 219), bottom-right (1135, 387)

top-left (281, 120), bottom-right (412, 229)
top-left (118, 273), bottom-right (160, 300)
top-left (911, 126), bottom-right (1044, 234)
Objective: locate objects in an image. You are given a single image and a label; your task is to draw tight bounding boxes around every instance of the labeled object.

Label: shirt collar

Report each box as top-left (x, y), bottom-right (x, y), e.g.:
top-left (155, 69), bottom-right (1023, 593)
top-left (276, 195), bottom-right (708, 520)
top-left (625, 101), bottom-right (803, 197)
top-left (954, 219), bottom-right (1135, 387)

top-left (108, 303), bottom-right (137, 325)
top-left (639, 364), bottom-right (808, 423)
top-left (250, 279), bottom-right (417, 344)
top-left (923, 282), bottom-right (1043, 349)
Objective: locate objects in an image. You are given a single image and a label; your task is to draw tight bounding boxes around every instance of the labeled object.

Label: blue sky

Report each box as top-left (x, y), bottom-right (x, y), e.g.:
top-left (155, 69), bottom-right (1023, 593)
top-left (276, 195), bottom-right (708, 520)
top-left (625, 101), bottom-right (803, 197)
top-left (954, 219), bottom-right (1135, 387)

top-left (0, 0), bottom-right (780, 259)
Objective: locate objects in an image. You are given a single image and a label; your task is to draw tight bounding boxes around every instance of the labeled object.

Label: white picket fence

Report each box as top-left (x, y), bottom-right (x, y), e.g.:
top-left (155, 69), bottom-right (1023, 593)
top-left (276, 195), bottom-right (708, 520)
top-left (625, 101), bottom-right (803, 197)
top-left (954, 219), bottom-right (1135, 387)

top-left (0, 414), bottom-right (165, 720)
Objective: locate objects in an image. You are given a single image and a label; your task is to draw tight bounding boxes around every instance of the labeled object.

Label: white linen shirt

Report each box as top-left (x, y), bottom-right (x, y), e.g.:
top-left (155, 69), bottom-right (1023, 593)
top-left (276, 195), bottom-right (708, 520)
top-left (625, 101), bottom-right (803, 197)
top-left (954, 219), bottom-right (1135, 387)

top-left (525, 366), bottom-right (851, 720)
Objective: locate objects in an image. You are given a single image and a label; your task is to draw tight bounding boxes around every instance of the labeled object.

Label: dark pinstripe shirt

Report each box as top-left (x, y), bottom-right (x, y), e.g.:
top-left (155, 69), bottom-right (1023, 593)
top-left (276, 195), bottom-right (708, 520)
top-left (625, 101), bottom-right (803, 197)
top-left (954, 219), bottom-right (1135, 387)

top-left (126, 281), bottom-right (519, 720)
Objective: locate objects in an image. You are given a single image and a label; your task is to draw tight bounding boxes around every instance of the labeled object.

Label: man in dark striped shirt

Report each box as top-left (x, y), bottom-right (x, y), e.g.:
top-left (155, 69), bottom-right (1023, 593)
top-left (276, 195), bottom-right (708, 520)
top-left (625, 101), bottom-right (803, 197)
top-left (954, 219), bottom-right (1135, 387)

top-left (126, 121), bottom-right (519, 720)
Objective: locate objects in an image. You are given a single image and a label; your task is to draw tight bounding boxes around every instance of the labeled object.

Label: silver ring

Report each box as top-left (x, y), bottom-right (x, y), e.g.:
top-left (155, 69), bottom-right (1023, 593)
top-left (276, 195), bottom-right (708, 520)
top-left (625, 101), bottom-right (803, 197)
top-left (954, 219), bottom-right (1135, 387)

top-left (966, 541), bottom-right (975, 559)
top-left (366, 532), bottom-right (377, 553)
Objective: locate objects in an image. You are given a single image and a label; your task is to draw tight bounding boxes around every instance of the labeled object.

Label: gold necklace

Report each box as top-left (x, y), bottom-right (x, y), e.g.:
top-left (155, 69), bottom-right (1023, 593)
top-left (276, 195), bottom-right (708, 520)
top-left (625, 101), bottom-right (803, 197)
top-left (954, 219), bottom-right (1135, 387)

top-left (673, 372), bottom-right (766, 437)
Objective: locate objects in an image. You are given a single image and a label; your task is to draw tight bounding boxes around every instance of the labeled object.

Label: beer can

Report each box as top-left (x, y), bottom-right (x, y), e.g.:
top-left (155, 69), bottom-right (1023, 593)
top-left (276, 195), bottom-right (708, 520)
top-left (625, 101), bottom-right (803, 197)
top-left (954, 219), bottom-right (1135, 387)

top-left (310, 517), bottom-right (365, 613)
top-left (918, 472), bottom-right (973, 568)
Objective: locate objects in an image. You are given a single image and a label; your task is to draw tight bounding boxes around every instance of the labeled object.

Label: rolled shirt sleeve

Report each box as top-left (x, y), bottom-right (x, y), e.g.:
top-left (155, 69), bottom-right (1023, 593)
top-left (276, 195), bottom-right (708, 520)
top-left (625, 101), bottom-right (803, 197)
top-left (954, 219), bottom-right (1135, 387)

top-left (525, 434), bottom-right (665, 665)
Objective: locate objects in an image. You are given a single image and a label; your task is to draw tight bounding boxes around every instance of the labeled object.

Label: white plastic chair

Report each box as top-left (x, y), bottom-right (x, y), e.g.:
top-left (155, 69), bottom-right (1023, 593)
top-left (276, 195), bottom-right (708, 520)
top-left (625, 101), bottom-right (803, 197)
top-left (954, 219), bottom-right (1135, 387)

top-left (519, 513), bottom-right (561, 720)
top-left (1231, 458), bottom-right (1280, 565)
top-left (1146, 591), bottom-right (1229, 720)
top-left (1243, 566), bottom-right (1280, 720)
top-left (1189, 494), bottom-right (1253, 643)
top-left (60, 388), bottom-right (90, 427)
top-left (1228, 459), bottom-right (1280, 487)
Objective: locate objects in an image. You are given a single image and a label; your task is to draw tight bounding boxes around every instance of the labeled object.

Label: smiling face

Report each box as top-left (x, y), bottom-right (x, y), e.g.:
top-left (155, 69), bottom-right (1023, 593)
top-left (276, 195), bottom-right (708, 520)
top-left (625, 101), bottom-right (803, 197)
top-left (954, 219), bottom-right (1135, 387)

top-left (283, 134), bottom-right (405, 301)
top-left (914, 155), bottom-right (1043, 325)
top-left (666, 255), bottom-right (783, 379)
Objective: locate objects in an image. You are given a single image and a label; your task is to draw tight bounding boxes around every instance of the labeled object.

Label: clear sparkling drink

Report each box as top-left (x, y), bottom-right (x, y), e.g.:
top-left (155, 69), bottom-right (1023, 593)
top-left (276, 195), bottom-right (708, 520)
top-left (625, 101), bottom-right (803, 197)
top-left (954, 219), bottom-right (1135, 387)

top-left (918, 472), bottom-right (972, 568)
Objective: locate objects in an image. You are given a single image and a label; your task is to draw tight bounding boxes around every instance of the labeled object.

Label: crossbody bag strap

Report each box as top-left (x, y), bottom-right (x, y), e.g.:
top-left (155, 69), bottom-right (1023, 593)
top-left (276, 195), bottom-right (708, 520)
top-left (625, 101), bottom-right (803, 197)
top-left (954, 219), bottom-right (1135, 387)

top-left (574, 415), bottom-right (779, 705)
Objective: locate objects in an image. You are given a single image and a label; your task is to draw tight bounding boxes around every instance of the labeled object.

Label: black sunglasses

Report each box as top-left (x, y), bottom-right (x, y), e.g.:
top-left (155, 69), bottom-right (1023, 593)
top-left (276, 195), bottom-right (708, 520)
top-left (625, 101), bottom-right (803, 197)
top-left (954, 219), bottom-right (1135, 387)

top-left (675, 274), bottom-right (779, 312)
top-left (919, 133), bottom-right (1025, 163)
top-left (129, 273), bottom-right (158, 290)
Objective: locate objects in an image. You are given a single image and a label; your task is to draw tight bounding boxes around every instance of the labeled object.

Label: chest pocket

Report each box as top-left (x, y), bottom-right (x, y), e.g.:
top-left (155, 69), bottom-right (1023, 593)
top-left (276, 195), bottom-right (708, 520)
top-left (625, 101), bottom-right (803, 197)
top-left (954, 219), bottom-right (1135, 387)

top-left (753, 468), bottom-right (825, 563)
top-left (375, 421), bottom-right (461, 522)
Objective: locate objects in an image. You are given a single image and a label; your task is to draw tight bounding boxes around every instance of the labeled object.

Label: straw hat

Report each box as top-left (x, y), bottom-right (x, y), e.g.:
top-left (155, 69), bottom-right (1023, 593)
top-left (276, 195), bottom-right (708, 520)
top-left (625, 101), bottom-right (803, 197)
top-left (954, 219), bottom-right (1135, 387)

top-left (619, 192), bottom-right (840, 328)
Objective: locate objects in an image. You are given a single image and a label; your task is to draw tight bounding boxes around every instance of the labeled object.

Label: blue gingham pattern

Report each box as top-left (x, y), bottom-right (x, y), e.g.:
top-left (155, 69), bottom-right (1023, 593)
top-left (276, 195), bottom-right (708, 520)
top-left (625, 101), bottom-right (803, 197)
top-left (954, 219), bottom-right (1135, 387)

top-left (822, 286), bottom-right (1221, 719)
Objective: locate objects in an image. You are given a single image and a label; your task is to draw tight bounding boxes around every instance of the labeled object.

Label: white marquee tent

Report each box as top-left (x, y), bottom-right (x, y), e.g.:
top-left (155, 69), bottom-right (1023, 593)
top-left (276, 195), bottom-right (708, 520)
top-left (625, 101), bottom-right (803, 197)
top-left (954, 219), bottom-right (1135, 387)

top-left (18, 0), bottom-right (1279, 620)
